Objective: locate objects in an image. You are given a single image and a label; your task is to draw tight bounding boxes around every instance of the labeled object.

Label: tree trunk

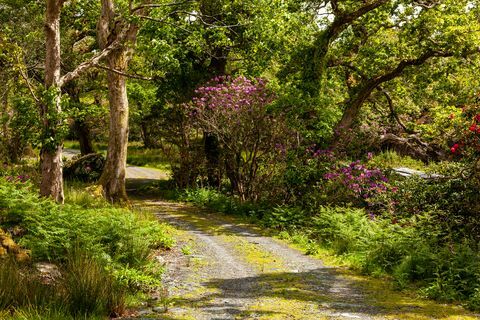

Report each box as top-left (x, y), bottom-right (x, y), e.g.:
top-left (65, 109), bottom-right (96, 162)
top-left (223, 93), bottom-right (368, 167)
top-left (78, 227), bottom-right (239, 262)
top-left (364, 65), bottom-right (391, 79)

top-left (140, 119), bottom-right (157, 149)
top-left (64, 82), bottom-right (95, 155)
top-left (204, 132), bottom-right (220, 188)
top-left (97, 0), bottom-right (138, 203)
top-left (41, 0), bottom-right (64, 203)
top-left (73, 119), bottom-right (94, 155)
top-left (99, 51), bottom-right (130, 203)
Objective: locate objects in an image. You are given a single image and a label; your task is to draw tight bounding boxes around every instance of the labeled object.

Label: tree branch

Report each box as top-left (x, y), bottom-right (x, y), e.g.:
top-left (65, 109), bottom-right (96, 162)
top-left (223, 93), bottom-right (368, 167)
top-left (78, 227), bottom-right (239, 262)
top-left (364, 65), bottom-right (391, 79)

top-left (94, 64), bottom-right (152, 81)
top-left (17, 56), bottom-right (40, 104)
top-left (59, 32), bottom-right (126, 87)
top-left (314, 0), bottom-right (388, 79)
top-left (131, 0), bottom-right (194, 13)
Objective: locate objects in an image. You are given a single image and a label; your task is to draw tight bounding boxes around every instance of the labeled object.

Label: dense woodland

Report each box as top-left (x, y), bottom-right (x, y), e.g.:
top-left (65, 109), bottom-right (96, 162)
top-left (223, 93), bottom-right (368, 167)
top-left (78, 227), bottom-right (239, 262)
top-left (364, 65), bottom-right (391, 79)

top-left (2, 0), bottom-right (480, 318)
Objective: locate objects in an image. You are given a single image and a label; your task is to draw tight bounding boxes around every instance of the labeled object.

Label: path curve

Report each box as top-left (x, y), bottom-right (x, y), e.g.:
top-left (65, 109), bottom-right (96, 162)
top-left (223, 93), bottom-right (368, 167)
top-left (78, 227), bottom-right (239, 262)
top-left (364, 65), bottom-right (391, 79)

top-left (64, 148), bottom-right (478, 319)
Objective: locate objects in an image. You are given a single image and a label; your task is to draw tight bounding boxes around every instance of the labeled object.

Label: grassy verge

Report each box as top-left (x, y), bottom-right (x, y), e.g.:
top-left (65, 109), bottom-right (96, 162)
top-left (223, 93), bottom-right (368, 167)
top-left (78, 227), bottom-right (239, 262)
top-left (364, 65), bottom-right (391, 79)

top-left (0, 178), bottom-right (175, 319)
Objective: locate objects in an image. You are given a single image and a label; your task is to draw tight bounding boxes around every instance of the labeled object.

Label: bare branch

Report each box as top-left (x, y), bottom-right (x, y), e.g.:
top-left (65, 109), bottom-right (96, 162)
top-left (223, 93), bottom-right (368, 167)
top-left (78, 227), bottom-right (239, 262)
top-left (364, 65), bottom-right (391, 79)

top-left (59, 32), bottom-right (127, 86)
top-left (94, 64), bottom-right (153, 81)
top-left (377, 86), bottom-right (415, 134)
top-left (17, 56), bottom-right (40, 103)
top-left (131, 0), bottom-right (194, 13)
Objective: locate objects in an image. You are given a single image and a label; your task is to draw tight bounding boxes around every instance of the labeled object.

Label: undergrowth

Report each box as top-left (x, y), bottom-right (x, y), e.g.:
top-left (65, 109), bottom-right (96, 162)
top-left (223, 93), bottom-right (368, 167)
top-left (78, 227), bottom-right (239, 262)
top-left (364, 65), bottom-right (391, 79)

top-left (180, 187), bottom-right (480, 310)
top-left (0, 178), bottom-right (175, 318)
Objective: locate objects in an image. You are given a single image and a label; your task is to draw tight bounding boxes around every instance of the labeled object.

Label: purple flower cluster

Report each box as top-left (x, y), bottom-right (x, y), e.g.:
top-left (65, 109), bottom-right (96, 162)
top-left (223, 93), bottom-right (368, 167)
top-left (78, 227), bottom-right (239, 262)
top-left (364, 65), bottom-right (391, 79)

top-left (190, 76), bottom-right (275, 117)
top-left (323, 160), bottom-right (388, 200)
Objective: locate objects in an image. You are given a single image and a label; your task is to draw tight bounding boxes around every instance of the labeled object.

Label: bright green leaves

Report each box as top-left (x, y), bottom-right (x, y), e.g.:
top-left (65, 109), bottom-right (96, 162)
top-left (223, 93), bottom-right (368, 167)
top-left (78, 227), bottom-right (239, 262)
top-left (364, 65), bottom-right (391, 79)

top-left (39, 87), bottom-right (69, 151)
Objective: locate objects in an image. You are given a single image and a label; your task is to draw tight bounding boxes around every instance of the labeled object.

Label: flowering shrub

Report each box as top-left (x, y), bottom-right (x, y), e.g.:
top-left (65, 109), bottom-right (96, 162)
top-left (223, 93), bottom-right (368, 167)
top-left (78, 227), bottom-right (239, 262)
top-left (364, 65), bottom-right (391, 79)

top-left (324, 161), bottom-right (388, 197)
top-left (321, 158), bottom-right (391, 209)
top-left (187, 76), bottom-right (294, 201)
top-left (450, 104), bottom-right (480, 156)
top-left (5, 175), bottom-right (31, 183)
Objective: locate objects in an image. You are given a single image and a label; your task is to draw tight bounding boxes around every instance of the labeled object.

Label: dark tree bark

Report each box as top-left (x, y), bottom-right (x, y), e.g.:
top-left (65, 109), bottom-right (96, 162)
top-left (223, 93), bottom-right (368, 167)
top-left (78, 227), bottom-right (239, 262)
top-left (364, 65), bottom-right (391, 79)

top-left (64, 82), bottom-right (95, 155)
top-left (73, 119), bottom-right (94, 155)
top-left (204, 132), bottom-right (221, 187)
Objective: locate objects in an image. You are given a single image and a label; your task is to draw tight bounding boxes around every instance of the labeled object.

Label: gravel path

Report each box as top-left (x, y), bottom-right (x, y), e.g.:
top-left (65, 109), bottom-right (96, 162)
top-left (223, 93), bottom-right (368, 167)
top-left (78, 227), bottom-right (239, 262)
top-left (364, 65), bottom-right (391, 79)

top-left (137, 200), bottom-right (383, 320)
top-left (63, 149), bottom-right (476, 319)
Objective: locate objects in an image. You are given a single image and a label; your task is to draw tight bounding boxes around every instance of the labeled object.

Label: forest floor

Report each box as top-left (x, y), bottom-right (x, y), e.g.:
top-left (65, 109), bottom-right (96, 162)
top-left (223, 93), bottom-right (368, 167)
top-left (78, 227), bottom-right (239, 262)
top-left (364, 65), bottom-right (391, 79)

top-left (64, 150), bottom-right (479, 319)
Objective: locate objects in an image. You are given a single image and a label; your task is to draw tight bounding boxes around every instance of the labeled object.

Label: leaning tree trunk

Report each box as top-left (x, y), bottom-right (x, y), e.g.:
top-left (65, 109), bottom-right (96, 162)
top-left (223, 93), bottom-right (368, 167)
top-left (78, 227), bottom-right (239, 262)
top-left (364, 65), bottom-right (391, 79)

top-left (99, 51), bottom-right (130, 203)
top-left (41, 0), bottom-right (64, 203)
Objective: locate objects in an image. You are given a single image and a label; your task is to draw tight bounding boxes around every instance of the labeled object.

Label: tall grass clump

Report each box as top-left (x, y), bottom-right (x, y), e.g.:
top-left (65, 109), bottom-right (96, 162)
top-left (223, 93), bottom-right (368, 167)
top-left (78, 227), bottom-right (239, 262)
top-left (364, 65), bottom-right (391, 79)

top-left (62, 250), bottom-right (125, 317)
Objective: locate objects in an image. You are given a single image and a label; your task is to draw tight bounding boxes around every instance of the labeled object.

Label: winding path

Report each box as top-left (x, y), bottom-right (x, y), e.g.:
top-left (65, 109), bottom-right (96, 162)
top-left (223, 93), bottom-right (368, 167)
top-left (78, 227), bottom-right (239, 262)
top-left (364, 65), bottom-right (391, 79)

top-left (65, 149), bottom-right (478, 319)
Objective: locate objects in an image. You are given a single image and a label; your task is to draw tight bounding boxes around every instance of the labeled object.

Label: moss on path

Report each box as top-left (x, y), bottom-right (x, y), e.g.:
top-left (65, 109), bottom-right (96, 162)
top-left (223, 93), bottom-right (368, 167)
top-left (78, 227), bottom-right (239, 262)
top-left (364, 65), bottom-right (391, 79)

top-left (134, 200), bottom-right (479, 320)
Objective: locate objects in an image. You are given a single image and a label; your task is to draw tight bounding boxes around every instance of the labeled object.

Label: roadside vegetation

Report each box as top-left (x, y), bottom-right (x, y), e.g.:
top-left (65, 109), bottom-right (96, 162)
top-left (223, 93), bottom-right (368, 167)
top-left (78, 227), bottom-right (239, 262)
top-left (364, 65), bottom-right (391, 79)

top-left (0, 173), bottom-right (174, 319)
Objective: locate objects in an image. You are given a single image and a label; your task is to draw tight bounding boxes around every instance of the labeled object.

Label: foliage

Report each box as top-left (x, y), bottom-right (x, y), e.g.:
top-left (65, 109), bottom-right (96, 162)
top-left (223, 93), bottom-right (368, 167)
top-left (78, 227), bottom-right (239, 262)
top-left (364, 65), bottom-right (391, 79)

top-left (0, 178), bottom-right (174, 278)
top-left (0, 252), bottom-right (124, 318)
top-left (186, 76), bottom-right (294, 201)
top-left (63, 153), bottom-right (105, 182)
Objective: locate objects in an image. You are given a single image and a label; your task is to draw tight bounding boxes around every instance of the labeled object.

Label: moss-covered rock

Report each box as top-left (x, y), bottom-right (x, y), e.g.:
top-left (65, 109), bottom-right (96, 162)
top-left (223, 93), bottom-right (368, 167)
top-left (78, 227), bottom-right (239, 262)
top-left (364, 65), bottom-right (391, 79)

top-left (0, 228), bottom-right (30, 262)
top-left (64, 153), bottom-right (105, 182)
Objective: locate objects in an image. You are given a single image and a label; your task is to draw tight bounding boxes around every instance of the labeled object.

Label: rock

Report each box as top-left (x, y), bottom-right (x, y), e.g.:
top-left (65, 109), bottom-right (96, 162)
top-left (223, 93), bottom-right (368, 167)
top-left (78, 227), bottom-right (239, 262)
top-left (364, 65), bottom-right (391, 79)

top-left (64, 153), bottom-right (105, 182)
top-left (35, 262), bottom-right (61, 278)
top-left (152, 306), bottom-right (167, 313)
top-left (137, 309), bottom-right (154, 316)
top-left (155, 255), bottom-right (166, 265)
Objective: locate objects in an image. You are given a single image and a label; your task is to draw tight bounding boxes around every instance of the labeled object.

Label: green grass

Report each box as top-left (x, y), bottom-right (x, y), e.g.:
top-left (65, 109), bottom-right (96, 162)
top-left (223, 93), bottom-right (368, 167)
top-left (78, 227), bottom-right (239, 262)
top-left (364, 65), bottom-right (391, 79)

top-left (0, 253), bottom-right (124, 319)
top-left (63, 140), bottom-right (172, 171)
top-left (126, 144), bottom-right (171, 171)
top-left (0, 178), bottom-right (175, 318)
top-left (369, 150), bottom-right (427, 170)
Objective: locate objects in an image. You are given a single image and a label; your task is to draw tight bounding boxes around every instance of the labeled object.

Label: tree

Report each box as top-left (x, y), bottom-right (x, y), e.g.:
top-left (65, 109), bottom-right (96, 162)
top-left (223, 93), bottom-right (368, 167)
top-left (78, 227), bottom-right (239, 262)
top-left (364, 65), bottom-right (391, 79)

top-left (283, 0), bottom-right (480, 149)
top-left (41, 0), bottom-right (65, 202)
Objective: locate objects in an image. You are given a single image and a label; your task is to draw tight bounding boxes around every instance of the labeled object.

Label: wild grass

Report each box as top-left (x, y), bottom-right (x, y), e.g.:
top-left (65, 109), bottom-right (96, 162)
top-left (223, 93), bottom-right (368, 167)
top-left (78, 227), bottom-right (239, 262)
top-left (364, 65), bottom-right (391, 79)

top-left (369, 150), bottom-right (426, 170)
top-left (0, 178), bottom-right (175, 318)
top-left (0, 252), bottom-right (124, 318)
top-left (127, 145), bottom-right (171, 171)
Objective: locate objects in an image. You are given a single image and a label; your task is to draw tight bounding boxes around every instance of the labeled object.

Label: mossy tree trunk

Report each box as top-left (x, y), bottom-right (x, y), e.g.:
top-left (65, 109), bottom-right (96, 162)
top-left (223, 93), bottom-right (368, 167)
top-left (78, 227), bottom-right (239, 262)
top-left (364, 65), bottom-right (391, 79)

top-left (97, 0), bottom-right (139, 203)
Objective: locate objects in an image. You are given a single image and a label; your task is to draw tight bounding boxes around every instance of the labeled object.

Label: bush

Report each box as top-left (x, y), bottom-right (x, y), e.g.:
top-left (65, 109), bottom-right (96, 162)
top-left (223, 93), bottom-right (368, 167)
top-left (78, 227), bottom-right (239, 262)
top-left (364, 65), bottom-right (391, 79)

top-left (0, 179), bottom-right (173, 265)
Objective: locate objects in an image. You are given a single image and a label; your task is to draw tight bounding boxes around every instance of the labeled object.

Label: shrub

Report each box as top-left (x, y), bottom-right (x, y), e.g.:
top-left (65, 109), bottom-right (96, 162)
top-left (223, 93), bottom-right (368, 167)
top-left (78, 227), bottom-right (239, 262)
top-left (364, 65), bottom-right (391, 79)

top-left (186, 76), bottom-right (295, 201)
top-left (0, 179), bottom-right (173, 265)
